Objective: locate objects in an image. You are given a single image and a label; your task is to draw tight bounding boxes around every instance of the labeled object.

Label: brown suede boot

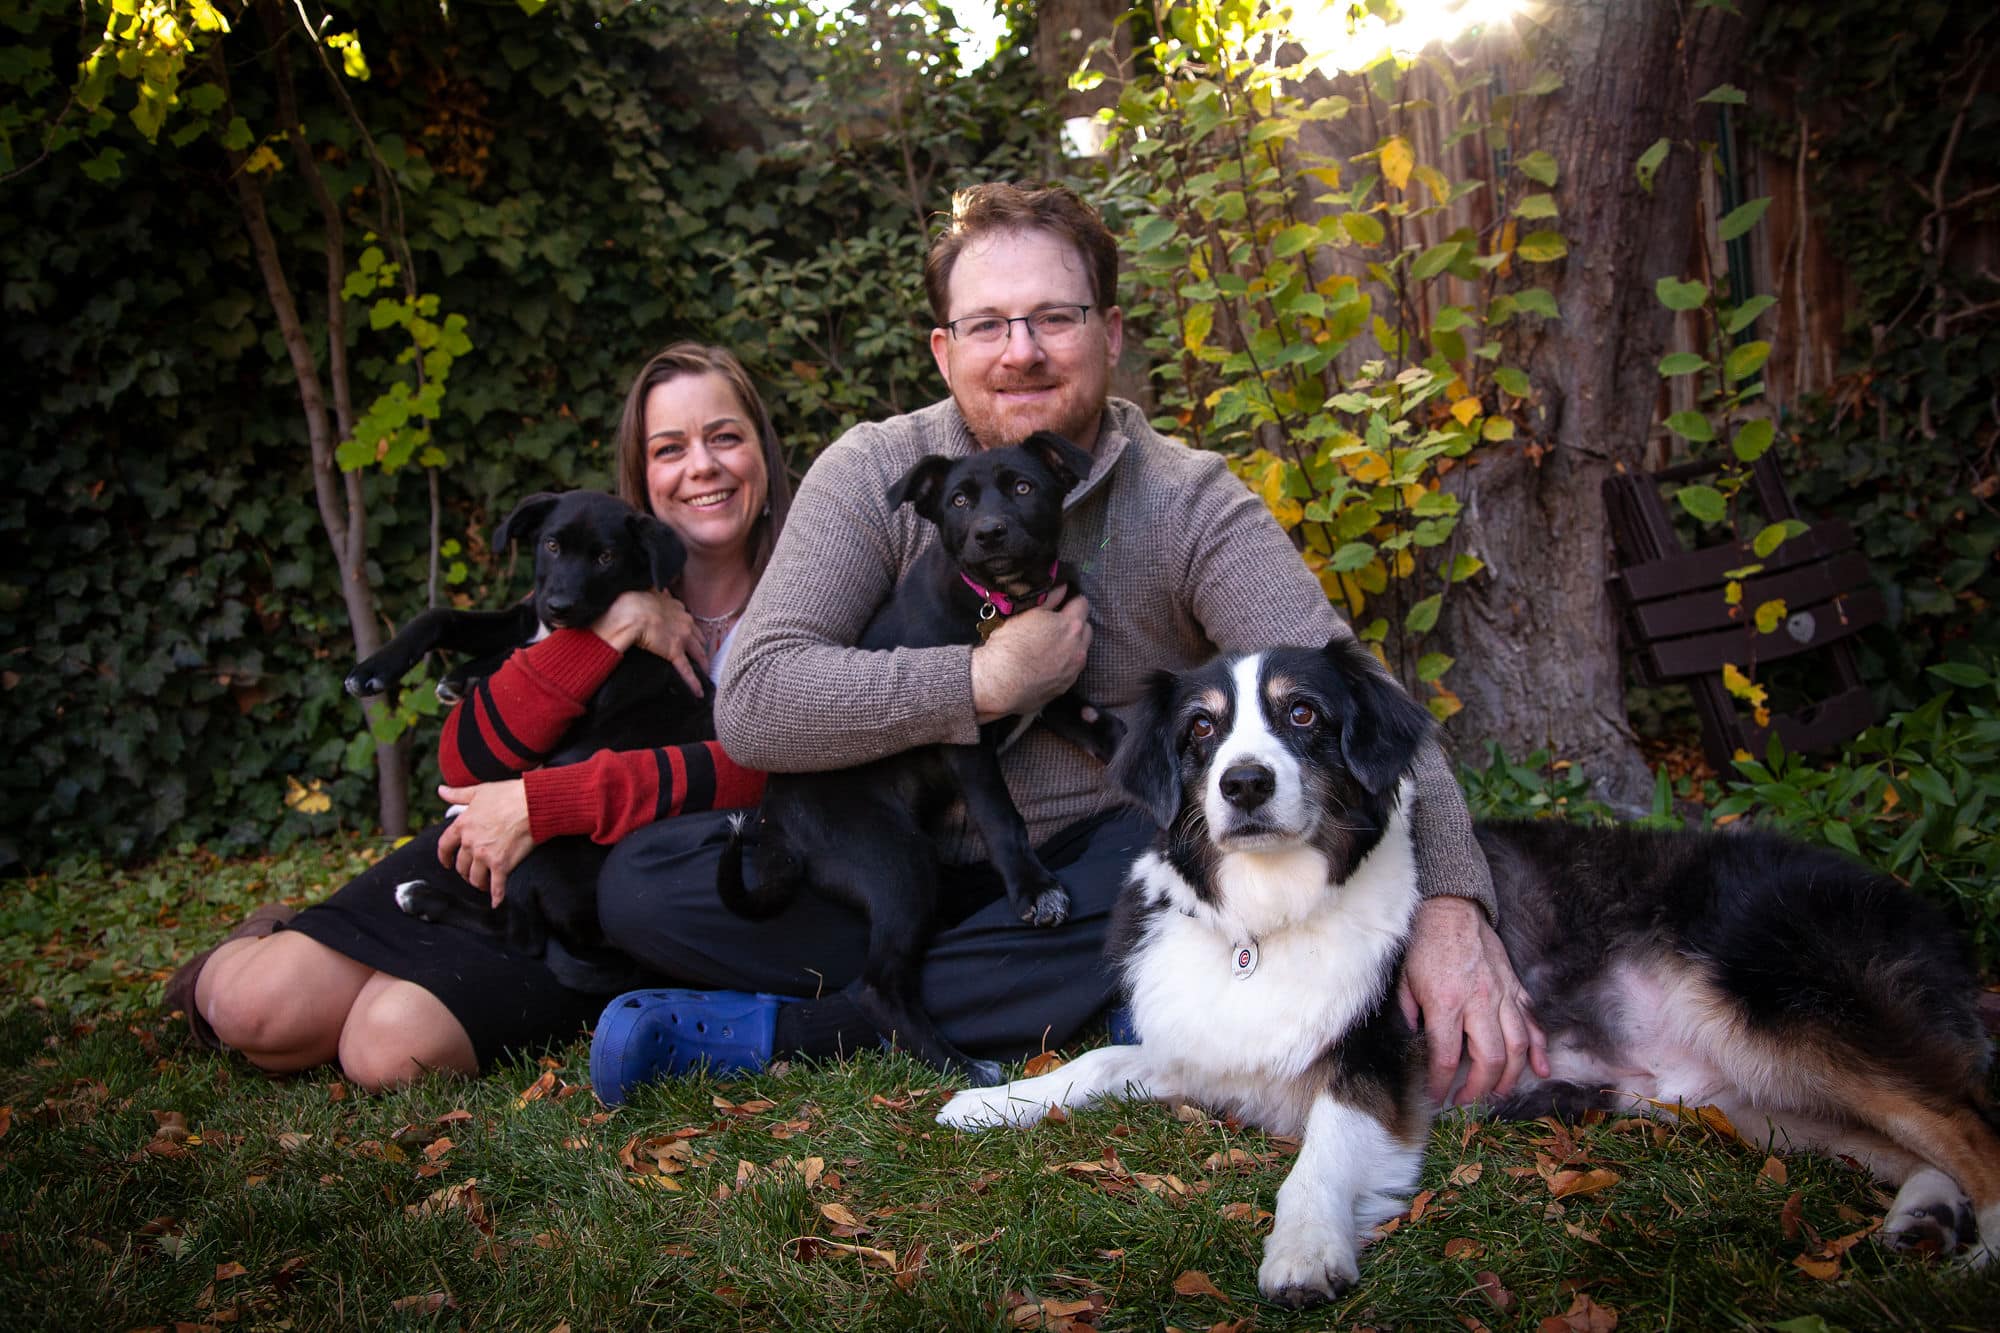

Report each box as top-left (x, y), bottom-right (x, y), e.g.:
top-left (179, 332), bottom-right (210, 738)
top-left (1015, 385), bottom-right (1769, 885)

top-left (163, 903), bottom-right (299, 1050)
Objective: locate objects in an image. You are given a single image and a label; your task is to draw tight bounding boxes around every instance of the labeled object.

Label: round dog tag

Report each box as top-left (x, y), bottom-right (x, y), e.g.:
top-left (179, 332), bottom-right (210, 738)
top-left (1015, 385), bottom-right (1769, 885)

top-left (1230, 939), bottom-right (1259, 980)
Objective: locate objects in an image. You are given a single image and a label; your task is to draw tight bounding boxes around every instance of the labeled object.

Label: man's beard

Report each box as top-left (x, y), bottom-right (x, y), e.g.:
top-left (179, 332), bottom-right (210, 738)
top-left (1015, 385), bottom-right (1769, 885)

top-left (960, 379), bottom-right (1107, 452)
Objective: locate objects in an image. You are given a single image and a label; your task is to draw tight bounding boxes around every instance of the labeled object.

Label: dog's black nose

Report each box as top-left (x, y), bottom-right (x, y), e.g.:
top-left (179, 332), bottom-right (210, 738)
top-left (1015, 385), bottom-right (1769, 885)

top-left (1218, 762), bottom-right (1275, 810)
top-left (544, 596), bottom-right (578, 623)
top-left (972, 516), bottom-right (1010, 548)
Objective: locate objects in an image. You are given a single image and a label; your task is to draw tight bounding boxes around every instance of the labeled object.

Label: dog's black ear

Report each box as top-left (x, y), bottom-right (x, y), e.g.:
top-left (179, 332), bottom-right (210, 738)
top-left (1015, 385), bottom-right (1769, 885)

top-left (887, 455), bottom-right (956, 523)
top-left (1325, 637), bottom-right (1435, 797)
top-left (493, 492), bottom-right (561, 553)
top-left (1109, 668), bottom-right (1184, 831)
top-left (632, 512), bottom-right (688, 589)
top-left (1020, 431), bottom-right (1093, 494)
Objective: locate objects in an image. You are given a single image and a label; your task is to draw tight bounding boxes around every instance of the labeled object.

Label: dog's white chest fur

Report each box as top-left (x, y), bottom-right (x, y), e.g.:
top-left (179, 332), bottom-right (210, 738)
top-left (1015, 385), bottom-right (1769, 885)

top-left (1121, 793), bottom-right (1419, 1123)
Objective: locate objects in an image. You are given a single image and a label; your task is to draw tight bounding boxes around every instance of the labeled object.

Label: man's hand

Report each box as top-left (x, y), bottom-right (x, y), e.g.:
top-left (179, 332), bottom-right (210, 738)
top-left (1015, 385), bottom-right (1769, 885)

top-left (970, 586), bottom-right (1092, 722)
top-left (1396, 895), bottom-right (1550, 1107)
top-left (593, 588), bottom-right (708, 696)
top-left (437, 780), bottom-right (535, 908)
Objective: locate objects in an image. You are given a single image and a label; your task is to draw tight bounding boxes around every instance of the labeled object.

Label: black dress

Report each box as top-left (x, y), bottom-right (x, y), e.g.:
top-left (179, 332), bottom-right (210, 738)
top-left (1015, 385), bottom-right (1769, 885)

top-left (279, 821), bottom-right (632, 1070)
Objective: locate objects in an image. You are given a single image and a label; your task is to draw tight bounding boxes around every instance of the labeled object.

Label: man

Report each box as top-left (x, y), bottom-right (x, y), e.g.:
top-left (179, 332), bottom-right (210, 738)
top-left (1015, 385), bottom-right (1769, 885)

top-left (588, 184), bottom-right (1546, 1106)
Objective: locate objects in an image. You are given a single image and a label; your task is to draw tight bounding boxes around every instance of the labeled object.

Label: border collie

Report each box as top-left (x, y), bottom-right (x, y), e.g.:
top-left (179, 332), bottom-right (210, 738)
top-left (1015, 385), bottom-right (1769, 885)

top-left (940, 638), bottom-right (1999, 1305)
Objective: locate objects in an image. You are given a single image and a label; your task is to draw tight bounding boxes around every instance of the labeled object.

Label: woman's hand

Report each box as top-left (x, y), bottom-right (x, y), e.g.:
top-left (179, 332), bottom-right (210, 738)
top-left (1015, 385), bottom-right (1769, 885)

top-left (437, 780), bottom-right (536, 907)
top-left (593, 588), bottom-right (708, 696)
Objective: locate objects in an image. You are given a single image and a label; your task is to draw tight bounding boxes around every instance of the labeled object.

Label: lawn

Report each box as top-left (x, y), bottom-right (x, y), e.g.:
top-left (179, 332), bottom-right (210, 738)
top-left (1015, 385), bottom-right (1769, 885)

top-left (3, 838), bottom-right (1997, 1330)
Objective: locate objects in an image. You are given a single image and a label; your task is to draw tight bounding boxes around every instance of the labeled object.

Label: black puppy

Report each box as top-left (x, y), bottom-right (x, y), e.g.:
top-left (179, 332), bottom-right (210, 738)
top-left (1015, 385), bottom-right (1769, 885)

top-left (347, 490), bottom-right (712, 991)
top-left (718, 432), bottom-right (1122, 1082)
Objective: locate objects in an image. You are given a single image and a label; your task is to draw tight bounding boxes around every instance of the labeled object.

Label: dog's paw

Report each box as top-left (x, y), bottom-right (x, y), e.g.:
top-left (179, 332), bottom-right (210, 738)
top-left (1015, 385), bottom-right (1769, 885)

top-left (936, 1084), bottom-right (1047, 1131)
top-left (1882, 1168), bottom-right (1976, 1257)
top-left (1021, 883), bottom-right (1070, 927)
top-left (394, 880), bottom-right (451, 923)
top-left (344, 664), bottom-right (390, 698)
top-left (1257, 1227), bottom-right (1358, 1308)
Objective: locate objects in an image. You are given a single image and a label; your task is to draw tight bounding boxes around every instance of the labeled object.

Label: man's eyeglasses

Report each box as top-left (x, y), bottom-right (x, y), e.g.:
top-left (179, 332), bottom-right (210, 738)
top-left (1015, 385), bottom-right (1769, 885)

top-left (943, 304), bottom-right (1093, 346)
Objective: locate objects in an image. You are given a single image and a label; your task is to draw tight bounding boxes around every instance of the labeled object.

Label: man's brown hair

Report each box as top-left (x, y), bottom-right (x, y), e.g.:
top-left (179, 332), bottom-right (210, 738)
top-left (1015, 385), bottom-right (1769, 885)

top-left (923, 183), bottom-right (1119, 325)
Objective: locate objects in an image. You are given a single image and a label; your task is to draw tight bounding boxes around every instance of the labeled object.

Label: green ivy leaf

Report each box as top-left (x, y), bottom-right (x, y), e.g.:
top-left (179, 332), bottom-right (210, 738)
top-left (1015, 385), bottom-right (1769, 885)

top-left (1516, 150), bottom-right (1558, 186)
top-left (1698, 83), bottom-right (1748, 104)
top-left (1724, 294), bottom-right (1776, 334)
top-left (1675, 484), bottom-right (1727, 522)
top-left (1927, 662), bottom-right (1993, 688)
top-left (1329, 542), bottom-right (1375, 572)
top-left (1717, 197), bottom-right (1770, 242)
top-left (1340, 212), bottom-right (1385, 245)
top-left (1724, 340), bottom-right (1770, 382)
top-left (1511, 288), bottom-right (1558, 318)
top-left (1658, 352), bottom-right (1707, 376)
top-left (1733, 419), bottom-right (1775, 463)
top-left (1405, 594), bottom-right (1442, 633)
top-left (1664, 411), bottom-right (1716, 443)
top-left (1448, 554), bottom-right (1485, 582)
top-left (1411, 241), bottom-right (1463, 280)
top-left (1634, 136), bottom-right (1670, 192)
top-left (1655, 276), bottom-right (1708, 311)
top-left (1514, 230), bottom-right (1567, 262)
top-left (1512, 192), bottom-right (1558, 219)
top-left (1271, 223), bottom-right (1320, 258)
top-left (1416, 652), bottom-right (1455, 682)
top-left (1492, 367), bottom-right (1531, 398)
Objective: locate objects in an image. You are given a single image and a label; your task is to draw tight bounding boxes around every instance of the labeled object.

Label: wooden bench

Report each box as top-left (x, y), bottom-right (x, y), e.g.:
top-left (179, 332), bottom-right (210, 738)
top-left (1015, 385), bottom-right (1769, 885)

top-left (1603, 453), bottom-right (1885, 771)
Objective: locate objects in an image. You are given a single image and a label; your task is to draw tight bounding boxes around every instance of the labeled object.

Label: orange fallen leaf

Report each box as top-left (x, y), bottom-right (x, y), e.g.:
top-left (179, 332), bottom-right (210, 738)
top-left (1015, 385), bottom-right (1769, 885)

top-left (1792, 1253), bottom-right (1841, 1281)
top-left (661, 1244), bottom-right (696, 1257)
top-left (1172, 1269), bottom-right (1230, 1301)
top-left (1443, 1237), bottom-right (1483, 1260)
top-left (214, 1261), bottom-right (248, 1280)
top-left (820, 1202), bottom-right (867, 1232)
top-left (436, 1108), bottom-right (473, 1124)
top-left (1548, 1168), bottom-right (1621, 1199)
top-left (1540, 1291), bottom-right (1618, 1332)
top-left (1759, 1155), bottom-right (1788, 1185)
top-left (950, 1227), bottom-right (1004, 1256)
top-left (1407, 1188), bottom-right (1437, 1222)
top-left (1779, 1190), bottom-right (1804, 1239)
top-left (0, 1105), bottom-right (10, 1139)
top-left (516, 1070), bottom-right (558, 1107)
top-left (390, 1291), bottom-right (454, 1314)
top-left (1217, 1202), bottom-right (1272, 1227)
top-left (424, 1136), bottom-right (455, 1162)
top-left (1022, 1051), bottom-right (1068, 1077)
top-left (1200, 1148), bottom-right (1260, 1172)
top-left (1447, 1162), bottom-right (1484, 1187)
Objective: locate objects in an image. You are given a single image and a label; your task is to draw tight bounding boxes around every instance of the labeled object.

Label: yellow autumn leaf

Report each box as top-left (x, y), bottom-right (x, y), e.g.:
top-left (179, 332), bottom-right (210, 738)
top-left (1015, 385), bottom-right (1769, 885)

top-left (1724, 579), bottom-right (1743, 606)
top-left (284, 776), bottom-right (331, 815)
top-left (1720, 662), bottom-right (1766, 706)
top-left (1380, 135), bottom-right (1415, 192)
top-left (1348, 451), bottom-right (1390, 484)
top-left (244, 144), bottom-right (284, 175)
top-left (1754, 598), bottom-right (1788, 634)
top-left (1450, 397), bottom-right (1481, 426)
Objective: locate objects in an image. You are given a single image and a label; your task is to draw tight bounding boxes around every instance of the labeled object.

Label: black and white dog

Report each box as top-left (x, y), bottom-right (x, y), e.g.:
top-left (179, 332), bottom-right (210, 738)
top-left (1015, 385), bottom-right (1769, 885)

top-left (940, 638), bottom-right (1999, 1305)
top-left (347, 490), bottom-right (711, 990)
top-left (719, 432), bottom-right (1122, 1083)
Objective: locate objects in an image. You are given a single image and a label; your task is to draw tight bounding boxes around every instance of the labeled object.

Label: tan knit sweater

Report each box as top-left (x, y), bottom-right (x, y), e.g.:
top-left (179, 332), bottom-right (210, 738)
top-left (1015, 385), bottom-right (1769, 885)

top-left (716, 397), bottom-right (1495, 916)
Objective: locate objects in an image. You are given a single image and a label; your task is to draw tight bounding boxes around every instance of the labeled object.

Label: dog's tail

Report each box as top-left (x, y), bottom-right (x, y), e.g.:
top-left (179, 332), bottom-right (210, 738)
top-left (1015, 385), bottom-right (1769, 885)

top-left (716, 811), bottom-right (803, 920)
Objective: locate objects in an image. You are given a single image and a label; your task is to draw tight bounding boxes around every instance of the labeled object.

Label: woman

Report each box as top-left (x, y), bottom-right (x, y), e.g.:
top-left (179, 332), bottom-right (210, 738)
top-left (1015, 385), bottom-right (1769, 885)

top-left (166, 343), bottom-right (791, 1091)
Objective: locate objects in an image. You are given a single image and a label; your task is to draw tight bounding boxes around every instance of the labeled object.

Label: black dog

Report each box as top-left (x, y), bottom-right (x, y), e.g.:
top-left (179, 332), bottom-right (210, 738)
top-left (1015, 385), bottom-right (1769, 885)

top-left (347, 490), bottom-right (712, 991)
top-left (718, 432), bottom-right (1122, 1082)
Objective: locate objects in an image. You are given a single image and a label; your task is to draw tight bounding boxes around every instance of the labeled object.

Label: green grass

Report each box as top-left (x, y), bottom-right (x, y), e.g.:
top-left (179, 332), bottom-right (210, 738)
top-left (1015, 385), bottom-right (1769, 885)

top-left (4, 840), bottom-right (1998, 1330)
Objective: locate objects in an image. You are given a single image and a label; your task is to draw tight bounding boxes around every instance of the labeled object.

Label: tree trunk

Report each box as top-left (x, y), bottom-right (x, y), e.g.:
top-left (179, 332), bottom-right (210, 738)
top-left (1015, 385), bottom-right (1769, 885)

top-left (1438, 0), bottom-right (1767, 807)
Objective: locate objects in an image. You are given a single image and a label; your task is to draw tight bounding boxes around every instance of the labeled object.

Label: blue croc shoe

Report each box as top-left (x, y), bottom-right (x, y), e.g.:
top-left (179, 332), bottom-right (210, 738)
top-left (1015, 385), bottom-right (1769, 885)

top-left (590, 989), bottom-right (784, 1105)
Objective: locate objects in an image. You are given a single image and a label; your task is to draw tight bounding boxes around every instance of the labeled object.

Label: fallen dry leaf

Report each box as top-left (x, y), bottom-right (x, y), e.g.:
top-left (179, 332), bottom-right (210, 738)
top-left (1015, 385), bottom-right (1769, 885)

top-left (389, 1291), bottom-right (455, 1314)
top-left (950, 1227), bottom-right (1005, 1256)
top-left (1474, 1270), bottom-right (1517, 1313)
top-left (1171, 1270), bottom-right (1229, 1302)
top-left (1407, 1188), bottom-right (1437, 1223)
top-left (1443, 1237), bottom-right (1482, 1260)
top-left (1133, 1172), bottom-right (1191, 1197)
top-left (436, 1108), bottom-right (472, 1124)
top-left (1548, 1168), bottom-right (1621, 1200)
top-left (1200, 1148), bottom-right (1260, 1172)
top-left (1759, 1155), bottom-right (1788, 1186)
top-left (516, 1070), bottom-right (558, 1107)
top-left (276, 1131), bottom-right (311, 1151)
top-left (1217, 1202), bottom-right (1272, 1227)
top-left (1447, 1161), bottom-right (1484, 1187)
top-left (1792, 1252), bottom-right (1841, 1281)
top-left (1021, 1051), bottom-right (1068, 1077)
top-left (1779, 1190), bottom-right (1805, 1240)
top-left (712, 1095), bottom-right (777, 1116)
top-left (1540, 1291), bottom-right (1618, 1332)
top-left (820, 1202), bottom-right (867, 1233)
top-left (791, 1236), bottom-right (899, 1270)
top-left (213, 1261), bottom-right (248, 1280)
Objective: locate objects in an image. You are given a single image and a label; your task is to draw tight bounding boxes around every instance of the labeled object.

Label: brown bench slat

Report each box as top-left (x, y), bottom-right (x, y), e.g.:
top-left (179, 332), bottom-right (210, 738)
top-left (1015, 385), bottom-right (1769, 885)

top-left (1627, 551), bottom-right (1873, 639)
top-left (1642, 586), bottom-right (1886, 678)
top-left (1618, 519), bottom-right (1859, 602)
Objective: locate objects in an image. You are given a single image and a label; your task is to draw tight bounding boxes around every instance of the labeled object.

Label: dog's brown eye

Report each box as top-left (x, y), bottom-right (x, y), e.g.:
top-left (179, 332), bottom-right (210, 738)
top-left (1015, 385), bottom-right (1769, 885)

top-left (544, 538), bottom-right (559, 554)
top-left (597, 550), bottom-right (615, 567)
top-left (1189, 714), bottom-right (1214, 740)
top-left (1014, 480), bottom-right (1032, 495)
top-left (951, 493), bottom-right (969, 508)
top-left (1289, 703), bottom-right (1316, 728)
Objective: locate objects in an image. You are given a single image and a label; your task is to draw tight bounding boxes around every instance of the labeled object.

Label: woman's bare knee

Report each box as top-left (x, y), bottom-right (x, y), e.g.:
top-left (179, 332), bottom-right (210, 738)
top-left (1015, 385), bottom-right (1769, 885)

top-left (337, 977), bottom-right (478, 1092)
top-left (198, 932), bottom-right (368, 1069)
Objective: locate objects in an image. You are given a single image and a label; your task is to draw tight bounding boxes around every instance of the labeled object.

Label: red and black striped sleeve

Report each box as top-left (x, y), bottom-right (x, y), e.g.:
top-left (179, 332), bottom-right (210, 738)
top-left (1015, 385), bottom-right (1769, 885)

top-left (438, 630), bottom-right (624, 786)
top-left (521, 742), bottom-right (767, 845)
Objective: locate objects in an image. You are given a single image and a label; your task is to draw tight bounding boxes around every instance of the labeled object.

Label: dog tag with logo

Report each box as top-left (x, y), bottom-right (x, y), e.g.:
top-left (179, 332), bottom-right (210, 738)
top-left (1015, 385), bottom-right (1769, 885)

top-left (1230, 940), bottom-right (1259, 981)
top-left (976, 604), bottom-right (1002, 641)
